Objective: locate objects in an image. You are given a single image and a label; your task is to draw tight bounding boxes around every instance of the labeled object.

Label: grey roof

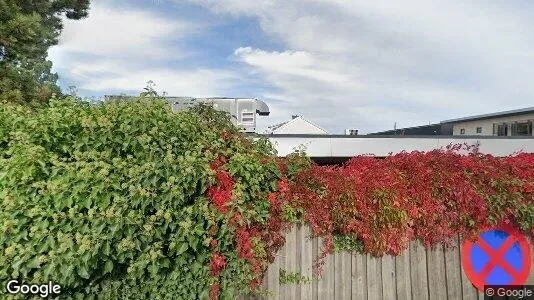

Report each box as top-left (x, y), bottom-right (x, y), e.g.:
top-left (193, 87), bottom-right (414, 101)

top-left (441, 107), bottom-right (534, 124)
top-left (367, 123), bottom-right (441, 135)
top-left (268, 121), bottom-right (289, 132)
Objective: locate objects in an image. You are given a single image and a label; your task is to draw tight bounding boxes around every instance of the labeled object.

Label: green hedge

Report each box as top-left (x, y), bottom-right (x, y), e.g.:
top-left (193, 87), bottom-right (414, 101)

top-left (0, 97), bottom-right (288, 299)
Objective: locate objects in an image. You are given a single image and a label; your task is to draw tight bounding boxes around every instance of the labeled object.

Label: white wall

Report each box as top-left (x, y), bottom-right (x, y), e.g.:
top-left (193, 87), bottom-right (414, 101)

top-left (452, 113), bottom-right (534, 136)
top-left (272, 118), bottom-right (327, 134)
top-left (267, 136), bottom-right (534, 157)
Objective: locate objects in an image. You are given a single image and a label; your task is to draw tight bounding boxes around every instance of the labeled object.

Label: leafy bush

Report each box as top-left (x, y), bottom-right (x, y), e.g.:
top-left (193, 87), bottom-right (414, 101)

top-left (0, 97), bottom-right (303, 299)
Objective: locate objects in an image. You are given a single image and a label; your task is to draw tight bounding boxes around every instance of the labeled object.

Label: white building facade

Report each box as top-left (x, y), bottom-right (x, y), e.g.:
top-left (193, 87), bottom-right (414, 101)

top-left (442, 107), bottom-right (534, 136)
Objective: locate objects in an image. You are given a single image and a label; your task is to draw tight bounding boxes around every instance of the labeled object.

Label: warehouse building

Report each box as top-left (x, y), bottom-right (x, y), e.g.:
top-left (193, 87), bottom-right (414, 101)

top-left (442, 107), bottom-right (534, 136)
top-left (368, 107), bottom-right (534, 136)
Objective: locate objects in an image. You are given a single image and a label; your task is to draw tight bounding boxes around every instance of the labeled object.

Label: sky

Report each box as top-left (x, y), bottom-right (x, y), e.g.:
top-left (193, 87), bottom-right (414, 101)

top-left (48, 0), bottom-right (534, 134)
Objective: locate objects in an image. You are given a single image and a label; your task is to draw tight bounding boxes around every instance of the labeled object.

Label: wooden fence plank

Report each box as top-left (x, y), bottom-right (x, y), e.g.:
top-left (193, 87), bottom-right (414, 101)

top-left (395, 249), bottom-right (411, 300)
top-left (427, 245), bottom-right (447, 300)
top-left (352, 252), bottom-right (367, 300)
top-left (299, 225), bottom-right (313, 300)
top-left (409, 241), bottom-right (429, 300)
top-left (381, 255), bottom-right (396, 300)
top-left (327, 251), bottom-right (336, 300)
top-left (444, 237), bottom-right (462, 300)
top-left (344, 252), bottom-right (353, 300)
top-left (312, 238), bottom-right (318, 300)
top-left (286, 226), bottom-right (298, 300)
top-left (267, 252), bottom-right (280, 300)
top-left (335, 252), bottom-right (352, 300)
top-left (295, 226), bottom-right (302, 300)
top-left (334, 252), bottom-right (342, 299)
top-left (317, 238), bottom-right (335, 300)
top-left (278, 231), bottom-right (288, 300)
top-left (459, 236), bottom-right (478, 300)
top-left (367, 254), bottom-right (382, 300)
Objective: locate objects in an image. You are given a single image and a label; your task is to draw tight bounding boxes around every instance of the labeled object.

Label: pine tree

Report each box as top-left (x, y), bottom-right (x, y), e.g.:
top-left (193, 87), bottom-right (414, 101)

top-left (0, 0), bottom-right (90, 105)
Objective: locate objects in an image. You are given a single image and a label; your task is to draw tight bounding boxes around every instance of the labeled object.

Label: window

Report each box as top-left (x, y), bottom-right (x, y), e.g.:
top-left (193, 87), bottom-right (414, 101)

top-left (241, 111), bottom-right (254, 124)
top-left (511, 121), bottom-right (532, 136)
top-left (460, 128), bottom-right (465, 135)
top-left (493, 124), bottom-right (508, 136)
top-left (476, 127), bottom-right (482, 134)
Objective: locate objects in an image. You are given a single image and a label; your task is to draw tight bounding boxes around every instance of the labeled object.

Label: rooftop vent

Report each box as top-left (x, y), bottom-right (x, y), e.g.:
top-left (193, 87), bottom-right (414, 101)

top-left (345, 129), bottom-right (359, 136)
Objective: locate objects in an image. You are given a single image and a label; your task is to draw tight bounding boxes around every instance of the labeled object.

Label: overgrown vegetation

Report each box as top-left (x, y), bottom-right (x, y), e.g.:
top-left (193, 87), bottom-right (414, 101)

top-left (279, 269), bottom-right (311, 285)
top-left (0, 95), bottom-right (532, 299)
top-left (0, 96), bottom-right (307, 299)
top-left (283, 145), bottom-right (534, 270)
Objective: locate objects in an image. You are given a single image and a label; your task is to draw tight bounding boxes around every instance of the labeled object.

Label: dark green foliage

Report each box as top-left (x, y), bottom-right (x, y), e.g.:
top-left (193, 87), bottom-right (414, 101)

top-left (0, 97), bottom-right (280, 299)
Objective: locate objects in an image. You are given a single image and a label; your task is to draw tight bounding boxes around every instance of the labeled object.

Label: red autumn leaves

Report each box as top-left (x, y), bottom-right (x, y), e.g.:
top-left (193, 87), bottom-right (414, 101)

top-left (209, 252), bottom-right (227, 277)
top-left (207, 171), bottom-right (234, 214)
top-left (205, 147), bottom-right (533, 298)
top-left (207, 158), bottom-right (234, 214)
top-left (206, 156), bottom-right (288, 298)
top-left (287, 148), bottom-right (534, 258)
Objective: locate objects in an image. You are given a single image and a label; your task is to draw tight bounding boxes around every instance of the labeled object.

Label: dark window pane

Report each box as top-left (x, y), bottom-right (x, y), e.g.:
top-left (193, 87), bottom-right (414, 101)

top-left (513, 121), bottom-right (532, 136)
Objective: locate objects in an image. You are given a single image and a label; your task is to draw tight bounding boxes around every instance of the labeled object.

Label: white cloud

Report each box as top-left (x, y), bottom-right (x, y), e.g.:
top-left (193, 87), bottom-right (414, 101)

top-left (48, 2), bottom-right (238, 97)
top-left (186, 0), bottom-right (534, 133)
top-left (234, 47), bottom-right (361, 90)
top-left (72, 62), bottom-right (239, 97)
top-left (51, 2), bottom-right (193, 59)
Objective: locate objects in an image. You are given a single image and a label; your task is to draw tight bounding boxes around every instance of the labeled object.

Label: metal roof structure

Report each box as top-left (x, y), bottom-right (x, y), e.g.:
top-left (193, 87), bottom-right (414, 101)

top-left (367, 123), bottom-right (443, 136)
top-left (441, 107), bottom-right (534, 124)
top-left (104, 95), bottom-right (270, 133)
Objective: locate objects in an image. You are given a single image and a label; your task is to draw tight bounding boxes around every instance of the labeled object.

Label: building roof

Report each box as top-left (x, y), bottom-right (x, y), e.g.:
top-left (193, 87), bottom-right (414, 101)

top-left (367, 123), bottom-right (442, 135)
top-left (268, 120), bottom-right (289, 132)
top-left (441, 107), bottom-right (534, 124)
top-left (269, 116), bottom-right (328, 134)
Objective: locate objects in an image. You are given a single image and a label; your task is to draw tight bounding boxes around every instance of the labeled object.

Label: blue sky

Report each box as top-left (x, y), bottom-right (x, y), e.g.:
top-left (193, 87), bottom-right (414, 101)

top-left (48, 0), bottom-right (534, 133)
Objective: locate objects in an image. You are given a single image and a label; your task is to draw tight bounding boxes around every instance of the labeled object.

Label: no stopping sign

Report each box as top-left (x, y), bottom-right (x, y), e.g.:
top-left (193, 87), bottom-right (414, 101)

top-left (461, 225), bottom-right (532, 291)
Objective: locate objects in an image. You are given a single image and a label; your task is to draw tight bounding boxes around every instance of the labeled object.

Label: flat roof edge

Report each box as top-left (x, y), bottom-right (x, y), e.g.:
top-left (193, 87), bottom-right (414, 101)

top-left (441, 107), bottom-right (534, 124)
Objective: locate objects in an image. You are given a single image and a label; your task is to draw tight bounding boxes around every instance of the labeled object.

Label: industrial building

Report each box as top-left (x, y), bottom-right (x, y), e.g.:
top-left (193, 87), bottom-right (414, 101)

top-left (105, 96), bottom-right (270, 133)
top-left (442, 107), bottom-right (534, 136)
top-left (368, 107), bottom-right (534, 136)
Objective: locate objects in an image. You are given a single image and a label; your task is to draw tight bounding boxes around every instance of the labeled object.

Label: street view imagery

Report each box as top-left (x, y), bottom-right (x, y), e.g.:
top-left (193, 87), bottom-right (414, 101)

top-left (0, 0), bottom-right (533, 299)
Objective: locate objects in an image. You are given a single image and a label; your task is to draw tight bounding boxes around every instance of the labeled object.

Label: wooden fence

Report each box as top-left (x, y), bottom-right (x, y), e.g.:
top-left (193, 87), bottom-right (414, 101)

top-left (243, 225), bottom-right (534, 300)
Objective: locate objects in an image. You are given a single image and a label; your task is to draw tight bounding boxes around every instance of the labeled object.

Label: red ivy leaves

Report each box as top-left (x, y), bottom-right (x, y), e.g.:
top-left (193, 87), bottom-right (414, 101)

top-left (207, 160), bottom-right (234, 214)
top-left (206, 157), bottom-right (292, 297)
top-left (278, 178), bottom-right (289, 195)
top-left (209, 283), bottom-right (220, 300)
top-left (268, 192), bottom-right (278, 209)
top-left (287, 148), bottom-right (534, 260)
top-left (235, 227), bottom-right (261, 275)
top-left (209, 252), bottom-right (227, 277)
top-left (210, 156), bottom-right (227, 170)
top-left (205, 148), bottom-right (534, 296)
